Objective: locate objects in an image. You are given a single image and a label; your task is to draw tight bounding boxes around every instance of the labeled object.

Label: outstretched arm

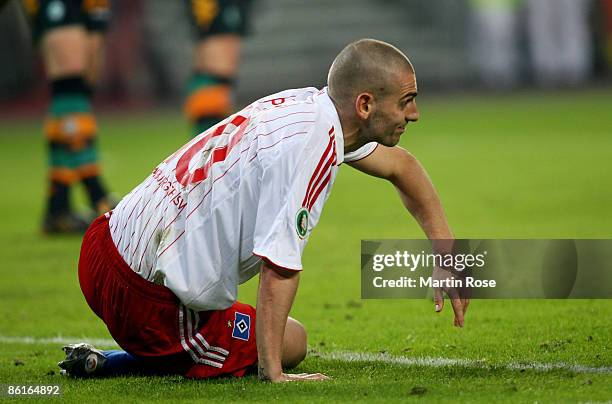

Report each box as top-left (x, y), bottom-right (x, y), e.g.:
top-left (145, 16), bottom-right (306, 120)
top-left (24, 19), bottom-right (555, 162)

top-left (349, 145), bottom-right (468, 327)
top-left (256, 259), bottom-right (329, 382)
top-left (348, 145), bottom-right (452, 239)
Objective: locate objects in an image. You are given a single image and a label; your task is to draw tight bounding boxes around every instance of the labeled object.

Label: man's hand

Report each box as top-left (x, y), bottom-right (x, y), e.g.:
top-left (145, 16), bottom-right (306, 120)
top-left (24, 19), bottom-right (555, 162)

top-left (432, 265), bottom-right (470, 327)
top-left (259, 369), bottom-right (330, 383)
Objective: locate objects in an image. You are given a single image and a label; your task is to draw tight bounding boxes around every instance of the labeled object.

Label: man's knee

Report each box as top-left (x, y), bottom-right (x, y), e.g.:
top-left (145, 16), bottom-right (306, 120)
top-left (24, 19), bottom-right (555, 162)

top-left (282, 317), bottom-right (307, 369)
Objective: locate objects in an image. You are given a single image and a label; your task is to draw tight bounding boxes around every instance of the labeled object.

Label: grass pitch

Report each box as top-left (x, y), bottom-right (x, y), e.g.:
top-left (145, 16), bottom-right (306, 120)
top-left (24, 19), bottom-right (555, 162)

top-left (0, 89), bottom-right (611, 402)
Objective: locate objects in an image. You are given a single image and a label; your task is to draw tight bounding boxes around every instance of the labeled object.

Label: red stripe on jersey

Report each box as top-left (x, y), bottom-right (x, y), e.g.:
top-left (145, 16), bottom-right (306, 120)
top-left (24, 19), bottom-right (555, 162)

top-left (301, 136), bottom-right (333, 207)
top-left (301, 127), bottom-right (335, 208)
top-left (307, 162), bottom-right (333, 211)
top-left (305, 143), bottom-right (336, 209)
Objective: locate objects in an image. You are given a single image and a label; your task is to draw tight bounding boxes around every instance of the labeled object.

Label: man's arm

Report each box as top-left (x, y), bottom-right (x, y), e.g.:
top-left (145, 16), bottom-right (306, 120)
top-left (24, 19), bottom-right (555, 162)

top-left (348, 145), bottom-right (452, 239)
top-left (256, 259), bottom-right (329, 382)
top-left (348, 145), bottom-right (467, 326)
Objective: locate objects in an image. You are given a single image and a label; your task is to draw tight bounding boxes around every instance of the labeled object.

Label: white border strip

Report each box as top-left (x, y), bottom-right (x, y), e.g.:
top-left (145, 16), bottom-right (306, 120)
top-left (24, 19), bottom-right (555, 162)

top-left (0, 336), bottom-right (119, 347)
top-left (316, 350), bottom-right (612, 375)
top-left (1, 335), bottom-right (610, 374)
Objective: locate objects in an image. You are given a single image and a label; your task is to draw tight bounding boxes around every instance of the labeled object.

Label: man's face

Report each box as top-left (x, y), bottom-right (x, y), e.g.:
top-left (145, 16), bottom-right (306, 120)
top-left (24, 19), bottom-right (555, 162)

top-left (366, 72), bottom-right (419, 147)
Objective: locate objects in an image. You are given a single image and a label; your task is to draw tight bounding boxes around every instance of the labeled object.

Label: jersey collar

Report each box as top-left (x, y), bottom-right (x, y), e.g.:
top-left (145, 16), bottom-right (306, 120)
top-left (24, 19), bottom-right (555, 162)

top-left (314, 87), bottom-right (345, 165)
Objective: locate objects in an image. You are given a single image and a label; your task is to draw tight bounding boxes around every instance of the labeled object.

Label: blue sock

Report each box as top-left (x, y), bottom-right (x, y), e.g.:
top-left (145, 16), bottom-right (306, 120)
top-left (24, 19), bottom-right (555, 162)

top-left (100, 350), bottom-right (172, 377)
top-left (100, 350), bottom-right (140, 376)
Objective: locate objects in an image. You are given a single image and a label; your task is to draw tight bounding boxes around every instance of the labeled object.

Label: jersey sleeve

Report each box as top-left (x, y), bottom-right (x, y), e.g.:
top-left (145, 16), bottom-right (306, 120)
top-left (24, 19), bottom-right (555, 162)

top-left (344, 142), bottom-right (378, 163)
top-left (251, 117), bottom-right (337, 270)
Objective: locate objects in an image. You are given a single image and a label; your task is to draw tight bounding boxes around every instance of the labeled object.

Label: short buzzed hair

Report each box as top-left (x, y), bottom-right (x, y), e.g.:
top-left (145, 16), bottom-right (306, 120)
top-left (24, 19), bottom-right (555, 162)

top-left (327, 39), bottom-right (414, 106)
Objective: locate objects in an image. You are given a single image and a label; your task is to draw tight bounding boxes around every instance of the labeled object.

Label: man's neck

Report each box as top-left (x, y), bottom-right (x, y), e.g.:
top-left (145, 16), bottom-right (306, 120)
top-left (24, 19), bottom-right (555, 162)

top-left (329, 97), bottom-right (367, 154)
top-left (342, 127), bottom-right (366, 154)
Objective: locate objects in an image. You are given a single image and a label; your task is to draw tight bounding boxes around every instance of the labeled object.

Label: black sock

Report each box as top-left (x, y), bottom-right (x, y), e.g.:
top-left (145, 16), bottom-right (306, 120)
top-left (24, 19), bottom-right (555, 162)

top-left (47, 181), bottom-right (70, 216)
top-left (82, 176), bottom-right (108, 208)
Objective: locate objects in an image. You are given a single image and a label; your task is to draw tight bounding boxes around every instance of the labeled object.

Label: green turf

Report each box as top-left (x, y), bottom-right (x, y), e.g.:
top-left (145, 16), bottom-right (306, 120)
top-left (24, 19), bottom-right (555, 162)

top-left (0, 89), bottom-right (611, 402)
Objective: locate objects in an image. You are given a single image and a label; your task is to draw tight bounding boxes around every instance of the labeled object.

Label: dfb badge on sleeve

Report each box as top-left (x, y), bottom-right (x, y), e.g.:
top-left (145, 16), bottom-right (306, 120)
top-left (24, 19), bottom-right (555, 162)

top-left (232, 312), bottom-right (251, 341)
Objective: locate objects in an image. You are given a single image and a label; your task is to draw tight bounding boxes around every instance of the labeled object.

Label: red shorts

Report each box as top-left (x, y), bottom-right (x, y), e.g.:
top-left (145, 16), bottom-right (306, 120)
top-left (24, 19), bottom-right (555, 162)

top-left (78, 214), bottom-right (258, 379)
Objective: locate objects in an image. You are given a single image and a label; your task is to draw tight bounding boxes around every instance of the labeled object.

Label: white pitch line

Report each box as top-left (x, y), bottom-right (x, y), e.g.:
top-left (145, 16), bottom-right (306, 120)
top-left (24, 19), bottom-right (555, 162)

top-left (316, 350), bottom-right (612, 375)
top-left (1, 335), bottom-right (610, 375)
top-left (0, 335), bottom-right (119, 347)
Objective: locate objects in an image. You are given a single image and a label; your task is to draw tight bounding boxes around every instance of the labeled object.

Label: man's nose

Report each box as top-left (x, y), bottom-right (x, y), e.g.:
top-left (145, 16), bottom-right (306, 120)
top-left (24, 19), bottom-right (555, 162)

top-left (406, 101), bottom-right (419, 122)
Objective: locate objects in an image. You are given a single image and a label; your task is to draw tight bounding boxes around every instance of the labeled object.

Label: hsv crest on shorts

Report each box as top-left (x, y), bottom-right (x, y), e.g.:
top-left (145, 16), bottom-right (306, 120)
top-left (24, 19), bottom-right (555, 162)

top-left (232, 312), bottom-right (251, 341)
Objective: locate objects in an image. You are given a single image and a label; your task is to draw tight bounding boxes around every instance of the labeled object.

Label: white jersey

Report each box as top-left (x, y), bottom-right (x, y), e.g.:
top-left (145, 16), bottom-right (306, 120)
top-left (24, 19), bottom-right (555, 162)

top-left (109, 87), bottom-right (377, 311)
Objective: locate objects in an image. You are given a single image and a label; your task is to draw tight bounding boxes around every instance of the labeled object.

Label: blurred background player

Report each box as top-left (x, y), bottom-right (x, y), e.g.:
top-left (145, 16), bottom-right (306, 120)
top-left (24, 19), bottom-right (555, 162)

top-left (21, 0), bottom-right (115, 233)
top-left (184, 0), bottom-right (252, 137)
top-left (525, 0), bottom-right (593, 87)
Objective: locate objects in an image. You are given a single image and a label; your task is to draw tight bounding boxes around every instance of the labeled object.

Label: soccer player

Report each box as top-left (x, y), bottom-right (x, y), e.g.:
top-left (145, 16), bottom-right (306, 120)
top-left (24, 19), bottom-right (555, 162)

top-left (184, 0), bottom-right (251, 136)
top-left (21, 0), bottom-right (115, 233)
top-left (63, 39), bottom-right (468, 382)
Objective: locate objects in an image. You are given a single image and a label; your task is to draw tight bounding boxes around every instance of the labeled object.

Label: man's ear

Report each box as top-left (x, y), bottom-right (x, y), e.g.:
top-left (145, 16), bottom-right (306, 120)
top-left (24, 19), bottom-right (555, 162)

top-left (355, 92), bottom-right (374, 120)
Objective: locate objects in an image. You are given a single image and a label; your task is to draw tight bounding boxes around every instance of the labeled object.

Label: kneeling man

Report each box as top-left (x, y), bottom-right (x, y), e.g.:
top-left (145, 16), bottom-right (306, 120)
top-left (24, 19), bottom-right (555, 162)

top-left (62, 38), bottom-right (464, 382)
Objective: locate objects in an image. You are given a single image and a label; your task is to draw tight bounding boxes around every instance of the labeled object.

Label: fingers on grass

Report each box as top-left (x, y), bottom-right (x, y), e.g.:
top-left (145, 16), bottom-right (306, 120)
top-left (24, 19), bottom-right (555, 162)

top-left (462, 298), bottom-right (470, 316)
top-left (450, 297), bottom-right (464, 327)
top-left (434, 288), bottom-right (444, 312)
